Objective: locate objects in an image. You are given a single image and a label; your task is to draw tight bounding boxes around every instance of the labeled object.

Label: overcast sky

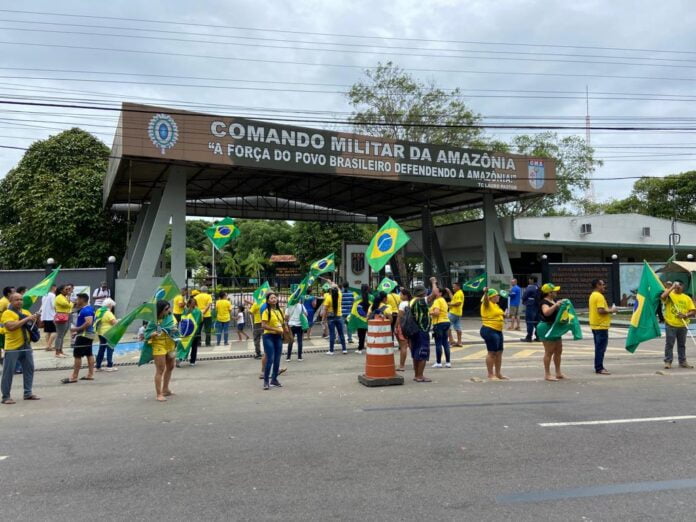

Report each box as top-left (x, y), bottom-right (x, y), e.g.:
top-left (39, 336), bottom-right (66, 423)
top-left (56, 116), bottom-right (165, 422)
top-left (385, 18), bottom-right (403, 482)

top-left (2, 0), bottom-right (696, 205)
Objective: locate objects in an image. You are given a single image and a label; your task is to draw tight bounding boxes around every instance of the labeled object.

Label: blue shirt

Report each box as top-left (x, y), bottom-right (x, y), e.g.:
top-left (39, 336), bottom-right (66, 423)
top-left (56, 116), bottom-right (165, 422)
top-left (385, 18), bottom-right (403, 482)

top-left (341, 291), bottom-right (354, 316)
top-left (76, 305), bottom-right (95, 334)
top-left (509, 285), bottom-right (521, 307)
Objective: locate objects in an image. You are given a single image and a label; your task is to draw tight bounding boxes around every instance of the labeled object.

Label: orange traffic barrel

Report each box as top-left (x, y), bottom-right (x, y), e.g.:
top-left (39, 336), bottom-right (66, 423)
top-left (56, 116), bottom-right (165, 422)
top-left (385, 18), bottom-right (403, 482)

top-left (358, 318), bottom-right (404, 387)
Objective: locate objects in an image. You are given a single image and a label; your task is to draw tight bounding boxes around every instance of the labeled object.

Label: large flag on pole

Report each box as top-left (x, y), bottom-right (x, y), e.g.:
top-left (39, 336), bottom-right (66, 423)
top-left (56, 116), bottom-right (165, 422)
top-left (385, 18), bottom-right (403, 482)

top-left (542, 300), bottom-right (583, 340)
top-left (288, 274), bottom-right (315, 307)
top-left (366, 217), bottom-right (410, 273)
top-left (625, 261), bottom-right (665, 353)
top-left (153, 273), bottom-right (180, 302)
top-left (102, 301), bottom-right (157, 348)
top-left (309, 254), bottom-right (335, 276)
top-left (22, 266), bottom-right (61, 308)
top-left (462, 272), bottom-right (487, 292)
top-left (205, 217), bottom-right (240, 251)
top-left (253, 281), bottom-right (272, 306)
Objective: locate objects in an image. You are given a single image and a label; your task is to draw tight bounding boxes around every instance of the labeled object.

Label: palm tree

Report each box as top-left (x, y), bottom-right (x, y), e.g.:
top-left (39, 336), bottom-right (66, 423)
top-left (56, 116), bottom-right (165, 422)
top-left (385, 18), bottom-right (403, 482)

top-left (243, 248), bottom-right (267, 282)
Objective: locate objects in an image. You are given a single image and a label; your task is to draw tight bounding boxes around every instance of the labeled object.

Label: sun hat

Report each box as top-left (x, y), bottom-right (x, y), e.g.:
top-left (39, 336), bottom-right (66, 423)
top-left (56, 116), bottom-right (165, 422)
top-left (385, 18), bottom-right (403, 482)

top-left (413, 284), bottom-right (427, 297)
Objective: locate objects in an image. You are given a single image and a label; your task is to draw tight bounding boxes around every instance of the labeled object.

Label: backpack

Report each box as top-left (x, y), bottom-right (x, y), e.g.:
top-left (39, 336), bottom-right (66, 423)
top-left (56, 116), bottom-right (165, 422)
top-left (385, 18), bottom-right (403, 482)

top-left (400, 305), bottom-right (420, 338)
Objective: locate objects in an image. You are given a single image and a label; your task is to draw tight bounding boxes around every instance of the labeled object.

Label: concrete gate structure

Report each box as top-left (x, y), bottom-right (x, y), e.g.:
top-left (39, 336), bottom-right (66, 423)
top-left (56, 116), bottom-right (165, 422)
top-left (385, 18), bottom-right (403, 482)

top-left (104, 103), bottom-right (557, 314)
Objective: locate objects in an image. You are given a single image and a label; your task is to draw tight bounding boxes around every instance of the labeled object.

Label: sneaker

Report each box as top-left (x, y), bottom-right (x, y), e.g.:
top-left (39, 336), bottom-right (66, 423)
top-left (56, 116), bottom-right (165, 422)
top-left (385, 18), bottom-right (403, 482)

top-left (190, 363), bottom-right (196, 368)
top-left (297, 357), bottom-right (304, 362)
top-left (270, 380), bottom-right (282, 388)
top-left (680, 362), bottom-right (694, 369)
top-left (432, 362), bottom-right (442, 368)
top-left (263, 382), bottom-right (270, 390)
top-left (326, 351), bottom-right (335, 355)
top-left (96, 368), bottom-right (104, 372)
top-left (286, 358), bottom-right (291, 362)
top-left (254, 354), bottom-right (262, 360)
top-left (342, 350), bottom-right (348, 354)
top-left (105, 367), bottom-right (119, 372)
top-left (348, 339), bottom-right (354, 344)
top-left (444, 362), bottom-right (452, 368)
top-left (176, 361), bottom-right (182, 368)
top-left (664, 362), bottom-right (672, 369)
top-left (356, 350), bottom-right (363, 354)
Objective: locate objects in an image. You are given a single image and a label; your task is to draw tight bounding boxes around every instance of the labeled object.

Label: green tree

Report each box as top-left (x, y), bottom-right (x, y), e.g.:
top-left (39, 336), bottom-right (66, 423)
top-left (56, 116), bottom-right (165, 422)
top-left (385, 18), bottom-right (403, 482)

top-left (291, 222), bottom-right (374, 272)
top-left (0, 128), bottom-right (127, 268)
top-left (242, 247), bottom-right (267, 280)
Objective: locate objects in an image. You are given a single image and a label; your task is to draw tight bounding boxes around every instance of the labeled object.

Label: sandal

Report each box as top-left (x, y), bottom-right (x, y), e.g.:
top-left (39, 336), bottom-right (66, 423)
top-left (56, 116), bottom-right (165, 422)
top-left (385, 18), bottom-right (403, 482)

top-left (61, 378), bottom-right (78, 384)
top-left (396, 368), bottom-right (405, 372)
top-left (1, 398), bottom-right (16, 404)
top-left (79, 376), bottom-right (95, 381)
top-left (23, 395), bottom-right (40, 400)
top-left (413, 377), bottom-right (432, 382)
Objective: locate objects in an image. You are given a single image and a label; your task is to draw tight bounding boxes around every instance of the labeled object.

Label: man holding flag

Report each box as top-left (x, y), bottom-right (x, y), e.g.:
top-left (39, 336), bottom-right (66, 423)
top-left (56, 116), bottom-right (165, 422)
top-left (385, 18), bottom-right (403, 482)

top-left (661, 281), bottom-right (696, 369)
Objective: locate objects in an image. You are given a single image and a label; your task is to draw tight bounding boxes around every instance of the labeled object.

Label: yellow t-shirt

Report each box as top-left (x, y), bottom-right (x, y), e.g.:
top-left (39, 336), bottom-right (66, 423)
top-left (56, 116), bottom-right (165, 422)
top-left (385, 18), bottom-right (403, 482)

top-left (172, 295), bottom-right (185, 315)
top-left (663, 292), bottom-right (696, 328)
top-left (55, 294), bottom-right (73, 313)
top-left (430, 297), bottom-right (449, 325)
top-left (1, 308), bottom-right (31, 350)
top-left (449, 290), bottom-right (465, 316)
top-left (386, 293), bottom-right (400, 314)
top-left (480, 302), bottom-right (505, 331)
top-left (323, 291), bottom-right (342, 316)
top-left (194, 292), bottom-right (213, 318)
top-left (588, 291), bottom-right (611, 330)
top-left (216, 299), bottom-right (232, 322)
top-left (96, 310), bottom-right (116, 336)
top-left (0, 296), bottom-right (9, 313)
top-left (250, 303), bottom-right (262, 324)
top-left (368, 303), bottom-right (393, 317)
top-left (261, 307), bottom-right (284, 335)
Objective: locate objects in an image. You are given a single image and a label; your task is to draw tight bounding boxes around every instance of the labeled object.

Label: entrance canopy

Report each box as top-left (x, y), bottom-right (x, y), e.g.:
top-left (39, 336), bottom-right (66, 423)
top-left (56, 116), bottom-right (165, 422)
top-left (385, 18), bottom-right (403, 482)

top-left (105, 103), bottom-right (557, 222)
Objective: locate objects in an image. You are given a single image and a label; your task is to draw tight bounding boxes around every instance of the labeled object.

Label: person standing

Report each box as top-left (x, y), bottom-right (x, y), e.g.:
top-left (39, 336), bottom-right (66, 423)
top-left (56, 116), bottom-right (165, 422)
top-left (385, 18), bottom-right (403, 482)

top-left (246, 297), bottom-right (264, 359)
top-left (1, 293), bottom-right (40, 404)
top-left (661, 281), bottom-right (696, 369)
top-left (92, 281), bottom-right (111, 308)
top-left (409, 285), bottom-right (432, 382)
top-left (323, 285), bottom-right (347, 354)
top-left (0, 286), bottom-right (15, 365)
top-left (40, 285), bottom-right (57, 352)
top-left (236, 305), bottom-right (250, 342)
top-left (522, 276), bottom-right (540, 342)
top-left (61, 293), bottom-right (96, 384)
top-left (507, 279), bottom-right (522, 331)
top-left (588, 279), bottom-right (616, 375)
top-left (145, 300), bottom-right (177, 401)
top-left (53, 284), bottom-right (73, 359)
top-left (172, 288), bottom-right (187, 323)
top-left (95, 298), bottom-right (118, 372)
top-left (194, 286), bottom-right (213, 347)
top-left (430, 284), bottom-right (451, 368)
top-left (341, 282), bottom-right (354, 344)
top-left (447, 282), bottom-right (465, 347)
top-left (303, 289), bottom-right (317, 340)
top-left (395, 288), bottom-right (412, 372)
top-left (261, 292), bottom-right (285, 390)
top-left (215, 291), bottom-right (232, 346)
top-left (285, 297), bottom-right (307, 361)
top-left (480, 288), bottom-right (508, 380)
top-left (536, 283), bottom-right (567, 381)
top-left (355, 284), bottom-right (371, 354)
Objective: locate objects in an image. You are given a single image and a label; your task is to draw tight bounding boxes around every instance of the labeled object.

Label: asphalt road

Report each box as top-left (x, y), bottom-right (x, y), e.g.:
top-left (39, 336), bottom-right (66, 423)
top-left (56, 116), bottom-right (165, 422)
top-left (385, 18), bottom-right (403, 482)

top-left (2, 334), bottom-right (696, 521)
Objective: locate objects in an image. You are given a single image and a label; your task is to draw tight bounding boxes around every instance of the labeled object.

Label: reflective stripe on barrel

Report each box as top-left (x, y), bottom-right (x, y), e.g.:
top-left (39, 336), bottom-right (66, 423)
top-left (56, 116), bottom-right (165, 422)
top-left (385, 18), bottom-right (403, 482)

top-left (364, 318), bottom-right (397, 379)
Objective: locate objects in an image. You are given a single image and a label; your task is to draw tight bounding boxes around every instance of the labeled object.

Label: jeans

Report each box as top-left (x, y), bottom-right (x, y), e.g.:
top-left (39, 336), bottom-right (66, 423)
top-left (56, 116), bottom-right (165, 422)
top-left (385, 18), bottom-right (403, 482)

top-left (287, 325), bottom-right (303, 359)
top-left (216, 320), bottom-right (230, 345)
top-left (665, 325), bottom-right (687, 364)
top-left (592, 329), bottom-right (609, 372)
top-left (263, 333), bottom-right (283, 383)
top-left (252, 323), bottom-right (263, 356)
top-left (328, 316), bottom-right (346, 352)
top-left (189, 335), bottom-right (201, 364)
top-left (202, 317), bottom-right (213, 346)
top-left (1, 346), bottom-right (34, 400)
top-left (357, 328), bottom-right (367, 351)
top-left (525, 306), bottom-right (538, 340)
top-left (96, 335), bottom-right (113, 369)
top-left (341, 315), bottom-right (353, 342)
top-left (433, 322), bottom-right (451, 363)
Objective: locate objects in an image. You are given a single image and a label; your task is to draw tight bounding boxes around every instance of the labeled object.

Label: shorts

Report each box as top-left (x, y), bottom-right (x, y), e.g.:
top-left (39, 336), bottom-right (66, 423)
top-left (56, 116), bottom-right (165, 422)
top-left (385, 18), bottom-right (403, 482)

top-left (536, 321), bottom-right (561, 341)
top-left (409, 330), bottom-right (430, 361)
top-left (73, 335), bottom-right (94, 358)
top-left (43, 320), bottom-right (56, 333)
top-left (508, 306), bottom-right (519, 318)
top-left (237, 323), bottom-right (245, 331)
top-left (480, 326), bottom-right (504, 352)
top-left (448, 313), bottom-right (462, 332)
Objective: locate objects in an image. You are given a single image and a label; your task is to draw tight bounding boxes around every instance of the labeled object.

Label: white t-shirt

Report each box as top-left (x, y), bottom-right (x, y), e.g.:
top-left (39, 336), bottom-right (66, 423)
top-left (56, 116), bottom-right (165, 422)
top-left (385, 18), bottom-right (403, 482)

top-left (92, 287), bottom-right (110, 307)
top-left (398, 300), bottom-right (409, 312)
top-left (286, 303), bottom-right (306, 327)
top-left (41, 293), bottom-right (56, 321)
top-left (236, 312), bottom-right (245, 325)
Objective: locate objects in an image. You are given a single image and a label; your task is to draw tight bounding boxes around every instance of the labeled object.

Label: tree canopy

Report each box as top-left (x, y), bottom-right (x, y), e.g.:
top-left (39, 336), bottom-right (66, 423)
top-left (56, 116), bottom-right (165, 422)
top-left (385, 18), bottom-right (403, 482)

top-left (0, 128), bottom-right (127, 268)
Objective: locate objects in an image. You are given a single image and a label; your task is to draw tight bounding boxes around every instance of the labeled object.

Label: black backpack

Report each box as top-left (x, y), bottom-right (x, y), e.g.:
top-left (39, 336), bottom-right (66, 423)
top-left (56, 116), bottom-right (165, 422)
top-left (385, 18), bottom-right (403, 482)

top-left (400, 305), bottom-right (420, 338)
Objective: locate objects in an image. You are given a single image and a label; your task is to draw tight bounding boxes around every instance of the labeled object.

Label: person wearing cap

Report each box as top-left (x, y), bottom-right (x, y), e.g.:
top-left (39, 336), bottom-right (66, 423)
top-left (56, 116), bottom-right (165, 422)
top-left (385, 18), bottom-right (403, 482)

top-left (95, 298), bottom-right (119, 372)
top-left (480, 288), bottom-right (509, 380)
top-left (448, 282), bottom-right (465, 347)
top-left (429, 283), bottom-right (451, 368)
top-left (537, 283), bottom-right (568, 381)
top-left (194, 286), bottom-right (213, 347)
top-left (660, 281), bottom-right (696, 369)
top-left (589, 279), bottom-right (617, 375)
top-left (409, 284), bottom-right (432, 382)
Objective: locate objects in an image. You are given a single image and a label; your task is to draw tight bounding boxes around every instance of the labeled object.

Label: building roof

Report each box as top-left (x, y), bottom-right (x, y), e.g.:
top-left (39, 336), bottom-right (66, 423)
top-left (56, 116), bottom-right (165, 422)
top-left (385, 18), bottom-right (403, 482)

top-left (269, 255), bottom-right (297, 263)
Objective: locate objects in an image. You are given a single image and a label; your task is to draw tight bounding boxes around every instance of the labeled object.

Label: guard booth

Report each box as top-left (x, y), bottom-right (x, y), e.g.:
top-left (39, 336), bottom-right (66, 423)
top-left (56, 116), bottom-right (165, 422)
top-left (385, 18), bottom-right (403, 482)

top-left (104, 103), bottom-right (557, 314)
top-left (658, 261), bottom-right (696, 296)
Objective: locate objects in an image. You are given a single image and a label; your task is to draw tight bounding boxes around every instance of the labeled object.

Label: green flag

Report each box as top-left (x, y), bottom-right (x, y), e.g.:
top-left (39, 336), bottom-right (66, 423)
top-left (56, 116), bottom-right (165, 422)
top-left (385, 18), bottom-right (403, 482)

top-left (626, 261), bottom-right (665, 353)
top-left (462, 272), bottom-right (487, 292)
top-left (253, 281), bottom-right (272, 306)
top-left (102, 301), bottom-right (157, 348)
top-left (309, 254), bottom-right (335, 276)
top-left (139, 312), bottom-right (178, 366)
top-left (543, 300), bottom-right (583, 340)
top-left (22, 266), bottom-right (61, 308)
top-left (288, 274), bottom-right (315, 306)
top-left (153, 273), bottom-right (180, 302)
top-left (205, 217), bottom-right (240, 251)
top-left (377, 277), bottom-right (398, 294)
top-left (176, 308), bottom-right (202, 360)
top-left (347, 292), bottom-right (370, 333)
top-left (366, 217), bottom-right (410, 272)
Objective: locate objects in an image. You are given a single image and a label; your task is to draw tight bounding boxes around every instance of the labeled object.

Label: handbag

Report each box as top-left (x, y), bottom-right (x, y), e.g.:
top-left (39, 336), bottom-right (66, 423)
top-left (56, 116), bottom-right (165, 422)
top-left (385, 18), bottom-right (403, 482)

top-left (282, 328), bottom-right (293, 344)
top-left (25, 320), bottom-right (41, 343)
top-left (54, 312), bottom-right (69, 324)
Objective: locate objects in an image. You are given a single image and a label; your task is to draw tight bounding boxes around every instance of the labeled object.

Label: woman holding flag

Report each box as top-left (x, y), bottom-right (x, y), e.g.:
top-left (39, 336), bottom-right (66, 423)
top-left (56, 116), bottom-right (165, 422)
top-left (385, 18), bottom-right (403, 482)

top-left (95, 298), bottom-right (118, 372)
top-left (145, 300), bottom-right (178, 401)
top-left (537, 283), bottom-right (568, 381)
top-left (261, 292), bottom-right (286, 389)
top-left (480, 288), bottom-right (508, 380)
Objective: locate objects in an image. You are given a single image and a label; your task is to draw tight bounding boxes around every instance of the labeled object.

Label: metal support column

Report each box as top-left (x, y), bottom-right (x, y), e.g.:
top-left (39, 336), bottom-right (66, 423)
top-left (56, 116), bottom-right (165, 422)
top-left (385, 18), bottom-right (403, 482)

top-left (421, 206), bottom-right (433, 281)
top-left (483, 194), bottom-right (513, 276)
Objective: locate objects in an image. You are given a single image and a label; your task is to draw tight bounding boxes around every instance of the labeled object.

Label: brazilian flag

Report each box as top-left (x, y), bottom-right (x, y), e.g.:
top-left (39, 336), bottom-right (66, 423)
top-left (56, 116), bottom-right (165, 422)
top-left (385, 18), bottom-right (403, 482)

top-left (176, 308), bottom-right (202, 360)
top-left (206, 217), bottom-right (240, 251)
top-left (347, 292), bottom-right (371, 333)
top-left (462, 272), bottom-right (487, 292)
top-left (543, 300), bottom-right (583, 340)
top-left (288, 274), bottom-right (315, 306)
top-left (309, 254), bottom-right (335, 276)
top-left (366, 217), bottom-right (410, 273)
top-left (377, 277), bottom-right (398, 294)
top-left (153, 273), bottom-right (180, 302)
top-left (102, 301), bottom-right (157, 348)
top-left (23, 266), bottom-right (61, 308)
top-left (626, 261), bottom-right (665, 353)
top-left (253, 281), bottom-right (272, 306)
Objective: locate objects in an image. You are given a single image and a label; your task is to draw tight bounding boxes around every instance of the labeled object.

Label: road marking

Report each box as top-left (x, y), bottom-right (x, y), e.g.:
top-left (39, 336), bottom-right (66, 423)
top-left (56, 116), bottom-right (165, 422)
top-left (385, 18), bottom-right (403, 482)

top-left (0, 456), bottom-right (7, 460)
top-left (512, 349), bottom-right (538, 358)
top-left (461, 349), bottom-right (488, 360)
top-left (363, 399), bottom-right (567, 412)
top-left (539, 415), bottom-right (696, 427)
top-left (497, 477), bottom-right (696, 504)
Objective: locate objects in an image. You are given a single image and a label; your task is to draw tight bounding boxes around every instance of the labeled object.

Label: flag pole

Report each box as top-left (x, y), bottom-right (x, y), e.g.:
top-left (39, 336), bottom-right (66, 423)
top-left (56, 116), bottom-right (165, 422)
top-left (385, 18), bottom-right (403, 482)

top-left (680, 318), bottom-right (696, 347)
top-left (211, 242), bottom-right (217, 298)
